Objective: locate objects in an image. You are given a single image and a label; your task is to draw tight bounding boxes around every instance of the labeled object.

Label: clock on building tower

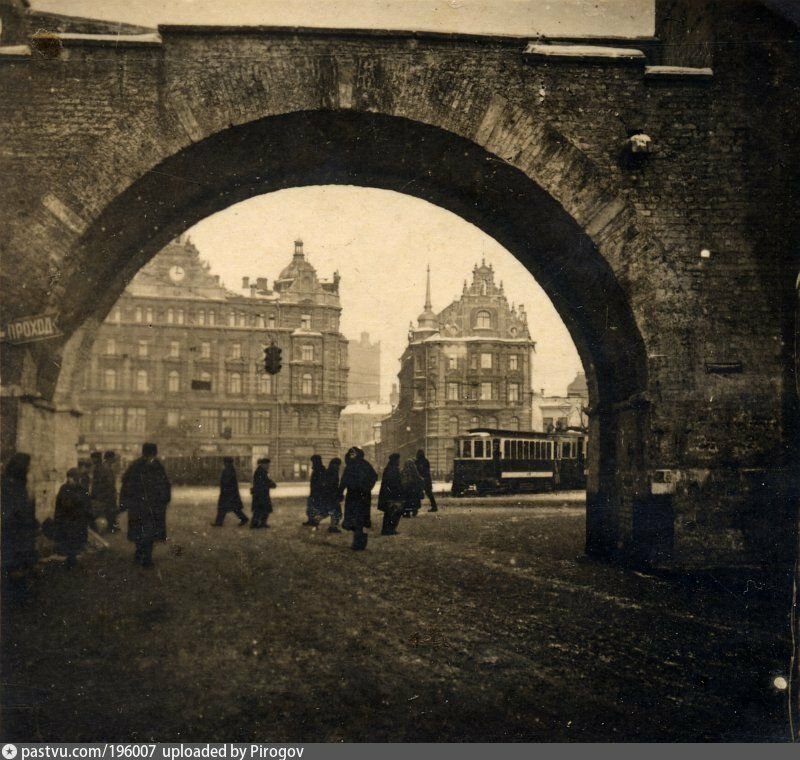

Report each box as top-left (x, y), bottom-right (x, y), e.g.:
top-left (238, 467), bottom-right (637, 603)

top-left (168, 265), bottom-right (185, 283)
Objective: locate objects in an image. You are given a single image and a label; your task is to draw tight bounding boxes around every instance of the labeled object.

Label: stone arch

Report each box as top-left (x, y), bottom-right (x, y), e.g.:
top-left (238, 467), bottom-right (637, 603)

top-left (33, 109), bottom-right (669, 559)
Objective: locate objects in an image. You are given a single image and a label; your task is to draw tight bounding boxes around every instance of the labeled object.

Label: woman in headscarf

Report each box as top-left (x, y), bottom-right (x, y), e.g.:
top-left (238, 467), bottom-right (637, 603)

top-left (377, 453), bottom-right (404, 536)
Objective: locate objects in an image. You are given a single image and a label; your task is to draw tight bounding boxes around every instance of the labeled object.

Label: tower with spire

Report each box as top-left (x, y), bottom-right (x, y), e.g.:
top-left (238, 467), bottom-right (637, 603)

top-left (378, 261), bottom-right (536, 476)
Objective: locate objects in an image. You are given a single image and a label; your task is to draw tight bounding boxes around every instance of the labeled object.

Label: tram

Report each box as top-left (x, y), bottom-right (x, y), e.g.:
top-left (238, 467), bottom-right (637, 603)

top-left (451, 428), bottom-right (587, 496)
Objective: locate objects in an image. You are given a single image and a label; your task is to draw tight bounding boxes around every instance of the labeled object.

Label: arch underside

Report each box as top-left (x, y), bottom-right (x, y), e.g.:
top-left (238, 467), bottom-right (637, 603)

top-left (50, 110), bottom-right (648, 416)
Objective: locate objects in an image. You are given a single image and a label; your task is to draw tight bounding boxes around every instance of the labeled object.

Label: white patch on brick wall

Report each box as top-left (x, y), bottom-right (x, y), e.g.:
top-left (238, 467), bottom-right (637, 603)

top-left (41, 192), bottom-right (87, 235)
top-left (170, 98), bottom-right (205, 142)
top-left (474, 93), bottom-right (508, 146)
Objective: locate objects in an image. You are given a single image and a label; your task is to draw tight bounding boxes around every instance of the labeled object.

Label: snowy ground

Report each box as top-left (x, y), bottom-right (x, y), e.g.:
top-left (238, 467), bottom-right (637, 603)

top-left (2, 491), bottom-right (791, 742)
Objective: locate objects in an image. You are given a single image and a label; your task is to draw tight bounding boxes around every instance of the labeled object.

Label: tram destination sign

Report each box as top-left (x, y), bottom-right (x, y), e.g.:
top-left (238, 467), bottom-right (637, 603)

top-left (1, 312), bottom-right (62, 345)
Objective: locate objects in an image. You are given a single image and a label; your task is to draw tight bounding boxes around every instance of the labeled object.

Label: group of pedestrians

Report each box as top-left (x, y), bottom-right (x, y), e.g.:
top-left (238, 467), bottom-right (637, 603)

top-left (300, 447), bottom-right (438, 550)
top-left (1, 442), bottom-right (442, 587)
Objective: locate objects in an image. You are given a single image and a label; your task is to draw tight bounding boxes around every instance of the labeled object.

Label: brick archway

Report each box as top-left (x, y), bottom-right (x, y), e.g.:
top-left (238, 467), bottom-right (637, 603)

top-left (33, 109), bottom-right (660, 560)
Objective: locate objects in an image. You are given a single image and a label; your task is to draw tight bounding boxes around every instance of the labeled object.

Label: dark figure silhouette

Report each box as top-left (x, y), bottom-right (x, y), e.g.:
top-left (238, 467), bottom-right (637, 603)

top-left (54, 468), bottom-right (93, 567)
top-left (378, 453), bottom-right (404, 536)
top-left (323, 458), bottom-right (343, 533)
top-left (415, 449), bottom-right (438, 512)
top-left (212, 457), bottom-right (249, 527)
top-left (1, 452), bottom-right (38, 604)
top-left (120, 443), bottom-right (171, 568)
top-left (402, 459), bottom-right (425, 518)
top-left (250, 458), bottom-right (276, 529)
top-left (339, 447), bottom-right (378, 550)
top-left (304, 454), bottom-right (326, 526)
top-left (90, 450), bottom-right (118, 533)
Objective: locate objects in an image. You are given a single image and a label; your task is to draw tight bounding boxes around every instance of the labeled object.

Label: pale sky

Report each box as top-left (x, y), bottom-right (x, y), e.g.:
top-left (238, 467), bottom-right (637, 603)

top-left (187, 187), bottom-right (584, 401)
top-left (30, 0), bottom-right (654, 38)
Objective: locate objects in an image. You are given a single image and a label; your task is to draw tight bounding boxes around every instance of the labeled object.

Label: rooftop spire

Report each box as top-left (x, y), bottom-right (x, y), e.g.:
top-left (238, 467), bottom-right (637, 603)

top-left (424, 264), bottom-right (432, 312)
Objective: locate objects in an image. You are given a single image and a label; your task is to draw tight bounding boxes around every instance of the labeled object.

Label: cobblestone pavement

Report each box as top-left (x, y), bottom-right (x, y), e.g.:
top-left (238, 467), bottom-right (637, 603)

top-left (2, 491), bottom-right (793, 742)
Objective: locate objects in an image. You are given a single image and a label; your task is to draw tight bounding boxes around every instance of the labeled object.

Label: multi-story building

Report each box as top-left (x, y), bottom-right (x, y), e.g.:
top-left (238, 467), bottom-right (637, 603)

top-left (76, 237), bottom-right (348, 481)
top-left (379, 261), bottom-right (535, 477)
top-left (531, 372), bottom-right (589, 432)
top-left (347, 332), bottom-right (381, 403)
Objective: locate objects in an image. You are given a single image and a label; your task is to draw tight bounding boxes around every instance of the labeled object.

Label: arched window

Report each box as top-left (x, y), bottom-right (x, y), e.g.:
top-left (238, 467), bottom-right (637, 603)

top-left (301, 374), bottom-right (313, 395)
top-left (177, 309), bottom-right (185, 325)
top-left (228, 372), bottom-right (242, 394)
top-left (134, 306), bottom-right (143, 323)
top-left (135, 370), bottom-right (149, 392)
top-left (228, 311), bottom-right (236, 326)
top-left (105, 338), bottom-right (116, 356)
top-left (197, 309), bottom-right (206, 325)
top-left (200, 371), bottom-right (212, 383)
top-left (258, 374), bottom-right (272, 394)
top-left (104, 369), bottom-right (116, 391)
top-left (475, 310), bottom-right (492, 329)
top-left (449, 416), bottom-right (459, 436)
top-left (209, 310), bottom-right (216, 326)
top-left (291, 410), bottom-right (300, 430)
top-left (168, 371), bottom-right (180, 393)
top-left (511, 416), bottom-right (520, 431)
top-left (166, 308), bottom-right (174, 324)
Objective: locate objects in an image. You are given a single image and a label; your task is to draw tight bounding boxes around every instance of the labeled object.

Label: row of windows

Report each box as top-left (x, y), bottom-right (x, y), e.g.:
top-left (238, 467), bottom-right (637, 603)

top-left (459, 439), bottom-right (554, 460)
top-left (416, 353), bottom-right (523, 372)
top-left (110, 306), bottom-right (334, 331)
top-left (84, 407), bottom-right (320, 435)
top-left (101, 339), bottom-right (327, 363)
top-left (96, 369), bottom-right (320, 395)
top-left (413, 382), bottom-right (523, 404)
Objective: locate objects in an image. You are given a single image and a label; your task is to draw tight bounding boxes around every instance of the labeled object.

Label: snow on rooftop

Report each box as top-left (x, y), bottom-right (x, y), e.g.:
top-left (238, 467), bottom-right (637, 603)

top-left (524, 43), bottom-right (645, 61)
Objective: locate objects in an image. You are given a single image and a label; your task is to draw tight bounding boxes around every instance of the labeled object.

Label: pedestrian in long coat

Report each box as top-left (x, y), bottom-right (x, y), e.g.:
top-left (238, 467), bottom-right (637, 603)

top-left (90, 451), bottom-right (118, 533)
top-left (54, 468), bottom-right (93, 567)
top-left (402, 459), bottom-right (425, 518)
top-left (339, 447), bottom-right (378, 550)
top-left (303, 455), bottom-right (326, 526)
top-left (378, 453), bottom-right (404, 536)
top-left (415, 449), bottom-right (438, 512)
top-left (120, 443), bottom-right (171, 568)
top-left (322, 457), bottom-right (342, 533)
top-left (211, 457), bottom-right (249, 527)
top-left (250, 458), bottom-right (276, 529)
top-left (1, 453), bottom-right (38, 585)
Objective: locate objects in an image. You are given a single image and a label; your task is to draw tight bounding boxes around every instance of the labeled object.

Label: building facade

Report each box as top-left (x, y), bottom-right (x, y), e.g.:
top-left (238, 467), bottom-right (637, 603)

top-left (347, 332), bottom-right (381, 403)
top-left (379, 262), bottom-right (535, 477)
top-left (338, 401), bottom-right (392, 455)
top-left (531, 372), bottom-right (589, 432)
top-left (76, 238), bottom-right (348, 481)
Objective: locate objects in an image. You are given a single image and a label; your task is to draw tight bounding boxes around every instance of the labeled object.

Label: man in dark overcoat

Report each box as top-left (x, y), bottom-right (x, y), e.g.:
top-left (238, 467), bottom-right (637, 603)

top-left (339, 447), bottom-right (378, 550)
top-left (211, 457), bottom-right (249, 527)
top-left (415, 449), bottom-right (438, 512)
top-left (119, 443), bottom-right (171, 568)
top-left (250, 458), bottom-right (276, 529)
top-left (90, 451), bottom-right (118, 533)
